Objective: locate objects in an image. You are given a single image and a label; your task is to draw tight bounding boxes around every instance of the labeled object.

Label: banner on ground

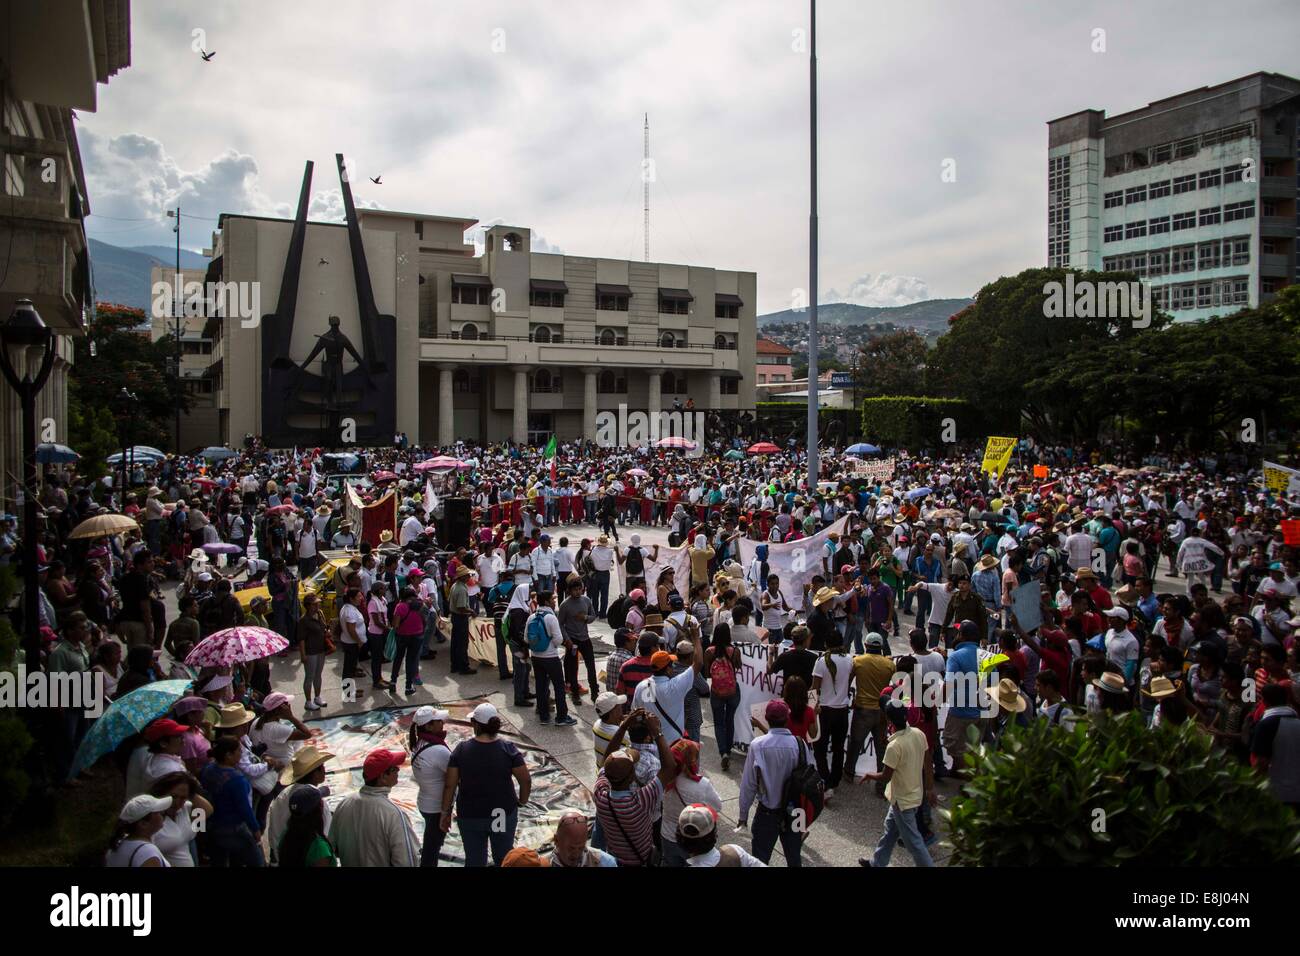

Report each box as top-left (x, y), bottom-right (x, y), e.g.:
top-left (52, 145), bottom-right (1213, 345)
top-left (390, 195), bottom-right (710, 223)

top-left (345, 483), bottom-right (397, 549)
top-left (981, 437), bottom-right (1017, 475)
top-left (1262, 461), bottom-right (1300, 500)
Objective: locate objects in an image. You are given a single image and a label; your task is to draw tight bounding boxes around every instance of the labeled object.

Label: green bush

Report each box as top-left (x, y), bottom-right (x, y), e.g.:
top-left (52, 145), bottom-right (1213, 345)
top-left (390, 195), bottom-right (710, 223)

top-left (859, 396), bottom-right (975, 447)
top-left (945, 713), bottom-right (1300, 866)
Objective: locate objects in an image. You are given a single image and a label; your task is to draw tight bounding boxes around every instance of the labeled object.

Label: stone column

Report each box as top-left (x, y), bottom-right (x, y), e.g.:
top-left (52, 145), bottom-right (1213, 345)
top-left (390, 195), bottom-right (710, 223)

top-left (583, 368), bottom-right (598, 440)
top-left (512, 366), bottom-right (529, 445)
top-left (437, 365), bottom-right (454, 449)
top-left (708, 372), bottom-right (722, 411)
top-left (646, 370), bottom-right (662, 422)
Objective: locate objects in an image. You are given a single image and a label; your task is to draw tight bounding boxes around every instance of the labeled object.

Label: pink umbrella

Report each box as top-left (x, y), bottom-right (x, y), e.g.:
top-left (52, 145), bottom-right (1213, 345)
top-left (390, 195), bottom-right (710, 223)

top-left (372, 471), bottom-right (399, 482)
top-left (653, 436), bottom-right (697, 450)
top-left (626, 467), bottom-right (649, 478)
top-left (415, 456), bottom-right (469, 472)
top-left (265, 504), bottom-right (296, 515)
top-left (747, 441), bottom-right (781, 455)
top-left (185, 626), bottom-right (288, 667)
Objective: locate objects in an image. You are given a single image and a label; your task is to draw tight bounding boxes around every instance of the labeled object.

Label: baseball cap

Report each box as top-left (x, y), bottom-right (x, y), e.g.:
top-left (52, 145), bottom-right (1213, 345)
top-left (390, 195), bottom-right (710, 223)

top-left (595, 692), bottom-right (626, 716)
top-left (196, 572), bottom-right (213, 582)
top-left (629, 588), bottom-right (645, 602)
top-left (864, 632), bottom-right (885, 649)
top-left (1102, 607), bottom-right (1130, 622)
top-left (119, 794), bottom-right (172, 823)
top-left (765, 699), bottom-right (791, 724)
top-left (414, 706), bottom-right (449, 726)
top-left (287, 784), bottom-right (323, 815)
top-left (668, 594), bottom-right (685, 610)
top-left (470, 702), bottom-right (499, 724)
top-left (650, 650), bottom-right (677, 670)
top-left (362, 749), bottom-right (406, 782)
top-left (677, 803), bottom-right (718, 839)
top-left (262, 692), bottom-right (294, 712)
top-left (142, 718), bottom-right (187, 742)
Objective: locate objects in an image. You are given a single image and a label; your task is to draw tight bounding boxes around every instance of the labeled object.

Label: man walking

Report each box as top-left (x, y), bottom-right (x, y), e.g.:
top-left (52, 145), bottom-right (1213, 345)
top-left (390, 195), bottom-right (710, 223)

top-left (738, 700), bottom-right (809, 867)
top-left (857, 701), bottom-right (936, 867)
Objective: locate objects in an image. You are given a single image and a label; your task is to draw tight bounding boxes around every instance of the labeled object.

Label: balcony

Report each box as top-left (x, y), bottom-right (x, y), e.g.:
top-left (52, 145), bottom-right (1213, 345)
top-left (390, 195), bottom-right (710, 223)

top-left (1261, 175), bottom-right (1296, 199)
top-left (1260, 253), bottom-right (1291, 276)
top-left (1260, 216), bottom-right (1295, 237)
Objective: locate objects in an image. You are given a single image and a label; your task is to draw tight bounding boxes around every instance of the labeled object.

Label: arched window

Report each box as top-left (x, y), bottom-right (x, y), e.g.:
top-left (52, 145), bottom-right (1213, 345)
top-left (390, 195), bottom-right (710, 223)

top-left (533, 369), bottom-right (552, 392)
top-left (599, 370), bottom-right (617, 393)
top-left (460, 323), bottom-right (479, 340)
top-left (599, 328), bottom-right (617, 346)
top-left (714, 333), bottom-right (727, 349)
top-left (661, 374), bottom-right (675, 395)
top-left (533, 325), bottom-right (551, 343)
top-left (503, 232), bottom-right (524, 251)
top-left (660, 331), bottom-right (676, 349)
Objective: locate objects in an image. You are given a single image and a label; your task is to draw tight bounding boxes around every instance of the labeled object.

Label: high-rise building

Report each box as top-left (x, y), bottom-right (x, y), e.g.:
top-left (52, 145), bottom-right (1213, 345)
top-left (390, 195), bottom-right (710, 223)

top-left (1047, 72), bottom-right (1300, 320)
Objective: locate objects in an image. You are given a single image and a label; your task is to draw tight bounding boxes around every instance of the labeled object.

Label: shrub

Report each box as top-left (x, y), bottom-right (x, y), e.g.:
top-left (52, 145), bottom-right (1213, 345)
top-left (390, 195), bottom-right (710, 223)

top-left (945, 713), bottom-right (1300, 866)
top-left (859, 395), bottom-right (975, 447)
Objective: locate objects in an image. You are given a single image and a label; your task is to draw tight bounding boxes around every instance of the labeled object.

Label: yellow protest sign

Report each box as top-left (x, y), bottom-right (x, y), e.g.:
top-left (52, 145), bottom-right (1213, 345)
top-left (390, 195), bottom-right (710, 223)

top-left (981, 437), bottom-right (1017, 475)
top-left (1263, 461), bottom-right (1300, 499)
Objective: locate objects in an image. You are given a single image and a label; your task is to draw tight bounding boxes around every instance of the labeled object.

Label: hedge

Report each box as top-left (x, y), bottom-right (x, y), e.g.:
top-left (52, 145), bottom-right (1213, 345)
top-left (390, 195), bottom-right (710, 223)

top-left (859, 396), bottom-right (975, 447)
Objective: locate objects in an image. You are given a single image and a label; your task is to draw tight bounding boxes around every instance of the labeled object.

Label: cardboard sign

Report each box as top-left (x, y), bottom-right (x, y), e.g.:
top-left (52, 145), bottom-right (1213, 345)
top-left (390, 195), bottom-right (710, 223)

top-left (1033, 464), bottom-right (1049, 479)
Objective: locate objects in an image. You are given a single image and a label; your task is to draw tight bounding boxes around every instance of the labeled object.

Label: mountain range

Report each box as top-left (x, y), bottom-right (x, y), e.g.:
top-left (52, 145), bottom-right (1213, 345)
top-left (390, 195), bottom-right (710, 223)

top-left (88, 238), bottom-right (210, 312)
top-left (758, 297), bottom-right (973, 332)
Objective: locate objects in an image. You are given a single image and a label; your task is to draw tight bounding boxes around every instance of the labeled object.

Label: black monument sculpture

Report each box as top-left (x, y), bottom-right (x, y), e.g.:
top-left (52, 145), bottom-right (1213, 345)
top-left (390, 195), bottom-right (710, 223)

top-left (262, 154), bottom-right (396, 448)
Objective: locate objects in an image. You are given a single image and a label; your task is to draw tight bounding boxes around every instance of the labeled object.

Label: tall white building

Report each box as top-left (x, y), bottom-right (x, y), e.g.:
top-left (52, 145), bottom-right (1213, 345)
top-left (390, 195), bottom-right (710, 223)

top-left (1047, 72), bottom-right (1300, 320)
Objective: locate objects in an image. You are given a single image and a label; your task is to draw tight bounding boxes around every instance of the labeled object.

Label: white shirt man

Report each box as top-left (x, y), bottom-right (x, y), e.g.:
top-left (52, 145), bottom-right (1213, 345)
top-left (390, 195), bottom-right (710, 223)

top-left (399, 513), bottom-right (424, 547)
top-left (1176, 533), bottom-right (1223, 574)
top-left (1064, 526), bottom-right (1094, 570)
top-left (1101, 609), bottom-right (1140, 684)
top-left (297, 524), bottom-right (319, 560)
top-left (533, 542), bottom-right (557, 580)
top-left (476, 550), bottom-right (501, 590)
top-left (554, 543), bottom-right (575, 577)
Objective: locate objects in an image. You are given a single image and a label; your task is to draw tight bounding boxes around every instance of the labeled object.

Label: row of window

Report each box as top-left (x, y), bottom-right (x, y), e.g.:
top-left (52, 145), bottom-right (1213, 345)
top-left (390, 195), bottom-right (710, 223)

top-left (452, 284), bottom-right (742, 318)
top-left (1102, 237), bottom-right (1251, 277)
top-left (1102, 201), bottom-right (1256, 242)
top-left (1152, 277), bottom-right (1250, 312)
top-left (1105, 122), bottom-right (1254, 175)
top-left (1047, 156), bottom-right (1072, 267)
top-left (450, 368), bottom-right (739, 396)
top-left (455, 323), bottom-right (736, 350)
top-left (1102, 163), bottom-right (1252, 209)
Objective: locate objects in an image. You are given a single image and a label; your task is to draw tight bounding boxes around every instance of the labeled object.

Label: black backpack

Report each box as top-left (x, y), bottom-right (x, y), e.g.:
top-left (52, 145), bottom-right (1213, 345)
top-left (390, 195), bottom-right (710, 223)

top-left (606, 595), bottom-right (629, 629)
top-left (625, 547), bottom-right (645, 577)
top-left (781, 739), bottom-right (825, 834)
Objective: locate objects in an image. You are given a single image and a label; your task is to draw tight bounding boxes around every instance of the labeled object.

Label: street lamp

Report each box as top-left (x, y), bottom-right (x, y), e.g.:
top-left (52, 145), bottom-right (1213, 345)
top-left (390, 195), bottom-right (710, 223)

top-left (116, 386), bottom-right (138, 500)
top-left (0, 299), bottom-right (56, 666)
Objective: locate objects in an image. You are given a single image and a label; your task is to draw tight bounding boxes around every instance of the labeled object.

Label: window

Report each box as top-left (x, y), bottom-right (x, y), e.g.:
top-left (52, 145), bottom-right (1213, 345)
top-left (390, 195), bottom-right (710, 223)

top-left (598, 370), bottom-right (626, 394)
top-left (1198, 241), bottom-right (1221, 270)
top-left (1230, 238), bottom-right (1250, 265)
top-left (598, 328), bottom-right (620, 346)
top-left (1231, 278), bottom-right (1248, 304)
top-left (1199, 169), bottom-right (1221, 189)
top-left (1223, 200), bottom-right (1255, 222)
top-left (1263, 278), bottom-right (1280, 295)
top-left (1223, 164), bottom-right (1245, 184)
top-left (1148, 249), bottom-right (1169, 276)
top-left (529, 289), bottom-right (565, 307)
top-left (1172, 174), bottom-right (1197, 195)
top-left (1102, 255), bottom-right (1120, 272)
top-left (1196, 282), bottom-right (1214, 309)
top-left (1151, 285), bottom-right (1169, 310)
top-left (1172, 211), bottom-right (1196, 231)
top-left (530, 369), bottom-right (563, 393)
top-left (1171, 246), bottom-right (1196, 274)
top-left (1125, 220), bottom-right (1147, 240)
top-left (660, 373), bottom-right (687, 394)
top-left (1173, 137), bottom-right (1198, 159)
top-left (1103, 224), bottom-right (1123, 243)
top-left (453, 369), bottom-right (480, 393)
top-left (1171, 284), bottom-right (1196, 310)
top-left (658, 295), bottom-right (690, 315)
top-left (451, 285), bottom-right (490, 305)
top-left (597, 293), bottom-right (630, 311)
top-left (1104, 191), bottom-right (1124, 208)
top-left (1150, 144), bottom-right (1173, 164)
top-left (659, 331), bottom-right (676, 348)
top-left (1149, 215), bottom-right (1170, 235)
top-left (1148, 180), bottom-right (1171, 199)
top-left (531, 325), bottom-right (552, 343)
top-left (1262, 200), bottom-right (1281, 217)
top-left (459, 323), bottom-right (479, 340)
top-left (1199, 207), bottom-right (1221, 227)
top-left (715, 302), bottom-right (740, 319)
top-left (1125, 186), bottom-right (1147, 204)
top-left (715, 333), bottom-right (728, 349)
top-left (720, 378), bottom-right (739, 396)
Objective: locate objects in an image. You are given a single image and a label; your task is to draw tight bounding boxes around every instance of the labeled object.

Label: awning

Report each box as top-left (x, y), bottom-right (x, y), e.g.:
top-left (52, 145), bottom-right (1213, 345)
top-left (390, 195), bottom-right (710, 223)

top-left (451, 273), bottom-right (494, 287)
top-left (658, 287), bottom-right (694, 302)
top-left (715, 293), bottom-right (744, 306)
top-left (530, 278), bottom-right (569, 293)
top-left (595, 283), bottom-right (632, 296)
top-left (720, 370), bottom-right (744, 379)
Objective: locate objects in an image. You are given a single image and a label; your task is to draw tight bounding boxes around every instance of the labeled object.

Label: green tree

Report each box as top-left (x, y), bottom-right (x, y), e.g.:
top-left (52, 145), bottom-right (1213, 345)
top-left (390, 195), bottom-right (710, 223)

top-left (857, 329), bottom-right (929, 398)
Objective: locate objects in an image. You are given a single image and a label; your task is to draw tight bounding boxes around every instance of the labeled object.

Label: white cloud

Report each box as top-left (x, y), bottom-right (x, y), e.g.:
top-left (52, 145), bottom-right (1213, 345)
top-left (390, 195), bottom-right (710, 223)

top-left (821, 274), bottom-right (930, 308)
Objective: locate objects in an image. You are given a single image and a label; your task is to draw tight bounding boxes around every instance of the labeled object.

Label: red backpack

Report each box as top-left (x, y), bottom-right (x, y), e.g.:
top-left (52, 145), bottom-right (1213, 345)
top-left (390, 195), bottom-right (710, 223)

top-left (709, 647), bottom-right (738, 697)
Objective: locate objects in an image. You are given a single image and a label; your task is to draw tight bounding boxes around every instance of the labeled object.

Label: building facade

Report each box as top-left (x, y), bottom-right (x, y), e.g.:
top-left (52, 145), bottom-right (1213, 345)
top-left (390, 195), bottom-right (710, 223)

top-left (1047, 72), bottom-right (1300, 320)
top-left (205, 206), bottom-right (756, 448)
top-left (756, 335), bottom-right (794, 384)
top-left (0, 0), bottom-right (131, 506)
top-left (150, 265), bottom-right (219, 450)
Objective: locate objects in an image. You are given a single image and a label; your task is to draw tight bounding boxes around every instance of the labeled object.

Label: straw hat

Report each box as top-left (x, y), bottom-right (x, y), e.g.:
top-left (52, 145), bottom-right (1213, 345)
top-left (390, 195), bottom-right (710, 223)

top-left (988, 677), bottom-right (1027, 714)
top-left (642, 612), bottom-right (665, 633)
top-left (597, 534), bottom-right (610, 545)
top-left (455, 565), bottom-right (472, 580)
top-left (1141, 676), bottom-right (1180, 699)
top-left (1091, 672), bottom-right (1128, 695)
top-left (1074, 567), bottom-right (1098, 583)
top-left (975, 554), bottom-right (999, 572)
top-left (279, 745), bottom-right (335, 786)
top-left (316, 504), bottom-right (331, 516)
top-left (379, 529), bottom-right (394, 544)
top-left (215, 703), bottom-right (255, 729)
top-left (813, 586), bottom-right (840, 608)
top-left (189, 547), bottom-right (208, 561)
top-left (1114, 583), bottom-right (1138, 606)
top-left (147, 486), bottom-right (163, 498)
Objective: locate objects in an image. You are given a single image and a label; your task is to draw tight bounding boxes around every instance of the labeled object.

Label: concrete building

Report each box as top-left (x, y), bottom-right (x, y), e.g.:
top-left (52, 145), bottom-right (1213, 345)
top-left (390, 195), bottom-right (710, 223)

top-left (0, 0), bottom-right (132, 506)
top-left (205, 206), bottom-right (756, 448)
top-left (1047, 72), bottom-right (1300, 320)
top-left (150, 265), bottom-right (219, 450)
top-left (756, 335), bottom-right (794, 384)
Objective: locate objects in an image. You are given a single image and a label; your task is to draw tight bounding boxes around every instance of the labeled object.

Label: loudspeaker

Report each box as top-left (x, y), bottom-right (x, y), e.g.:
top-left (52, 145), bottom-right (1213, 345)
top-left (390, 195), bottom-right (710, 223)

top-left (443, 497), bottom-right (472, 548)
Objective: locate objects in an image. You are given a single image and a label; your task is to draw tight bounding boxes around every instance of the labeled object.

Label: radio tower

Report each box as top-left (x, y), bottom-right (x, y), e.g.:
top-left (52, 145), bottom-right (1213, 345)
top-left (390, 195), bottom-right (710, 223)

top-left (643, 113), bottom-right (650, 262)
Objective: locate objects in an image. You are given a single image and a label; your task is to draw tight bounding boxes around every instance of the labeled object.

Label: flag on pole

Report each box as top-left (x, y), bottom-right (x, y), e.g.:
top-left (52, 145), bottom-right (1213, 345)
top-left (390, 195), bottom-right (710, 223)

top-left (545, 434), bottom-right (557, 485)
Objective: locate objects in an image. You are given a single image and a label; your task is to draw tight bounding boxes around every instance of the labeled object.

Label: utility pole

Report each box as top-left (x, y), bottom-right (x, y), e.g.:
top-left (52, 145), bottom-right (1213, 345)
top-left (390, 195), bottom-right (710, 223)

top-left (167, 206), bottom-right (181, 453)
top-left (806, 0), bottom-right (820, 493)
top-left (643, 113), bottom-right (650, 262)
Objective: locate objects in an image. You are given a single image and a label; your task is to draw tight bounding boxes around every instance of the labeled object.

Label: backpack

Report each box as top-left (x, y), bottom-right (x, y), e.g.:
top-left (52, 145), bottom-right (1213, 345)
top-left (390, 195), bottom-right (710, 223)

top-left (781, 739), bottom-right (825, 833)
top-left (606, 595), bottom-right (629, 630)
top-left (709, 648), bottom-right (738, 697)
top-left (526, 609), bottom-right (554, 652)
top-left (625, 547), bottom-right (644, 577)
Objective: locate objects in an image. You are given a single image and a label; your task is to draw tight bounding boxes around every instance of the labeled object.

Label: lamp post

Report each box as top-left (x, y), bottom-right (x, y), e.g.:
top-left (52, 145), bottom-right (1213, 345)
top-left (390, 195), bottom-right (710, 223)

top-left (0, 299), bottom-right (56, 666)
top-left (167, 207), bottom-right (182, 454)
top-left (806, 0), bottom-right (820, 493)
top-left (116, 387), bottom-right (138, 502)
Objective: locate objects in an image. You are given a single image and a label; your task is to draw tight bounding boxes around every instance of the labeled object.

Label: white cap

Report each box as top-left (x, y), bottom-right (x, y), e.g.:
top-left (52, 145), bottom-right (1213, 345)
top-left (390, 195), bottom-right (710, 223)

top-left (470, 702), bottom-right (498, 724)
top-left (414, 706), bottom-right (449, 726)
top-left (595, 692), bottom-right (626, 716)
top-left (1102, 606), bottom-right (1130, 622)
top-left (196, 572), bottom-right (213, 582)
top-left (119, 794), bottom-right (172, 823)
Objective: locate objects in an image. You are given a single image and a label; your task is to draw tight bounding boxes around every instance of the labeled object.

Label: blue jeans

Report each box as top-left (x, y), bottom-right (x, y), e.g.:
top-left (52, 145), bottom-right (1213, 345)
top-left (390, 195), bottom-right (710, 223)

top-left (209, 825), bottom-right (265, 867)
top-left (535, 575), bottom-right (554, 595)
top-left (458, 811), bottom-right (518, 867)
top-left (844, 615), bottom-right (864, 654)
top-left (592, 570), bottom-right (611, 616)
top-left (871, 803), bottom-right (935, 867)
top-left (389, 634), bottom-right (421, 689)
top-left (711, 693), bottom-right (741, 757)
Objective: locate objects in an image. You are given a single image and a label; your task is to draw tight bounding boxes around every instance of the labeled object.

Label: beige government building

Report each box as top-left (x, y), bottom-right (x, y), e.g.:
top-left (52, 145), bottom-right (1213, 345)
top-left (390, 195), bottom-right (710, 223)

top-left (203, 208), bottom-right (757, 448)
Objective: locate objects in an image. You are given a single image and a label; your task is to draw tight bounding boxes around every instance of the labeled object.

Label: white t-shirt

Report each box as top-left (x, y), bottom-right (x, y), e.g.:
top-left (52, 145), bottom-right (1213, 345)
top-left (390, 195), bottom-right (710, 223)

top-left (106, 839), bottom-right (170, 868)
top-left (811, 652), bottom-right (854, 707)
top-left (1104, 629), bottom-right (1140, 679)
top-left (154, 804), bottom-right (197, 867)
top-left (400, 515), bottom-right (424, 546)
top-left (589, 546), bottom-right (615, 571)
top-left (367, 597), bottom-right (388, 635)
top-left (339, 603), bottom-right (366, 644)
top-left (476, 553), bottom-right (501, 589)
top-left (411, 740), bottom-right (452, 814)
top-left (251, 718), bottom-right (301, 766)
top-left (920, 581), bottom-right (953, 626)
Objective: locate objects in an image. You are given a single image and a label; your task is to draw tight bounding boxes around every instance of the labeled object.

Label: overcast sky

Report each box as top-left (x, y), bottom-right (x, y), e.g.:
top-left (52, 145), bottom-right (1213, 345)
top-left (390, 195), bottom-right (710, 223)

top-left (79, 0), bottom-right (1300, 314)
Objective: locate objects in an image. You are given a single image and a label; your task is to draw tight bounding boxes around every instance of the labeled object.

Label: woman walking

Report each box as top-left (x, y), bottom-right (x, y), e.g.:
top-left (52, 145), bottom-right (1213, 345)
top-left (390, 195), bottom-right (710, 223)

top-left (703, 623), bottom-right (742, 771)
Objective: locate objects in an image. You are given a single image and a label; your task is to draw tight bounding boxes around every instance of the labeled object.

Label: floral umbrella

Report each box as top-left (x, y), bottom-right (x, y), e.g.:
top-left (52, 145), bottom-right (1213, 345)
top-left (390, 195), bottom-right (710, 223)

top-left (185, 626), bottom-right (288, 667)
top-left (71, 679), bottom-right (192, 775)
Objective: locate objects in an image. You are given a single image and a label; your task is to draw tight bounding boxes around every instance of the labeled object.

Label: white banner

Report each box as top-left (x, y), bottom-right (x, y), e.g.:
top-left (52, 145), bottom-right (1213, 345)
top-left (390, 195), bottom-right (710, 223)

top-left (736, 516), bottom-right (850, 602)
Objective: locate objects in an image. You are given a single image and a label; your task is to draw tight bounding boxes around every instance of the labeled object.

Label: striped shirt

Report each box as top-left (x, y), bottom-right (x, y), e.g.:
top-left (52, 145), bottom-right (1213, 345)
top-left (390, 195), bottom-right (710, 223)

top-left (594, 776), bottom-right (662, 867)
top-left (616, 655), bottom-right (656, 698)
top-left (605, 648), bottom-right (633, 693)
top-left (593, 719), bottom-right (619, 768)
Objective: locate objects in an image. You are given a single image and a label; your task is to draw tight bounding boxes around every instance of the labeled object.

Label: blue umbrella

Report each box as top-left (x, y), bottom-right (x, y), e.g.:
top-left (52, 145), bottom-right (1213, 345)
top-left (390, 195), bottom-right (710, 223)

top-left (35, 443), bottom-right (80, 464)
top-left (71, 679), bottom-right (193, 775)
top-left (905, 486), bottom-right (934, 500)
top-left (106, 445), bottom-right (166, 465)
top-left (846, 443), bottom-right (881, 456)
top-left (200, 446), bottom-right (238, 461)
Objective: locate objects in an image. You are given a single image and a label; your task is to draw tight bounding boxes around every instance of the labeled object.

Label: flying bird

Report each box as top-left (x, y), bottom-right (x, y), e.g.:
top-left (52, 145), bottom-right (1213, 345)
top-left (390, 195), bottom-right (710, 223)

top-left (200, 50), bottom-right (216, 61)
top-left (318, 258), bottom-right (329, 266)
top-left (370, 176), bottom-right (382, 185)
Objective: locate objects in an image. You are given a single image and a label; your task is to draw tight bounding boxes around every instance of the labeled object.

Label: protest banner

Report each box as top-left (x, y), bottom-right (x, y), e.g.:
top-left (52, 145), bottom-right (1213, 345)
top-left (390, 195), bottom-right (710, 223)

top-left (737, 516), bottom-right (850, 602)
top-left (1032, 464), bottom-right (1049, 479)
top-left (1011, 580), bottom-right (1043, 634)
top-left (345, 483), bottom-right (397, 548)
top-left (1262, 461), bottom-right (1300, 500)
top-left (981, 437), bottom-right (1017, 475)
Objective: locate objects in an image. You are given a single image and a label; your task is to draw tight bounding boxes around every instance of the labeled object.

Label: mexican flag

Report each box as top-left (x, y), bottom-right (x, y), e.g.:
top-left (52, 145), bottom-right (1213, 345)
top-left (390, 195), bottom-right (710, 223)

top-left (544, 434), bottom-right (557, 485)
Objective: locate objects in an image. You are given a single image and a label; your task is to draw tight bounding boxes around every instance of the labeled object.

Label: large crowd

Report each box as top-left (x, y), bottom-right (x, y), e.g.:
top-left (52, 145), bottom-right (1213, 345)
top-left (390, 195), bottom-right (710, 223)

top-left (12, 434), bottom-right (1300, 867)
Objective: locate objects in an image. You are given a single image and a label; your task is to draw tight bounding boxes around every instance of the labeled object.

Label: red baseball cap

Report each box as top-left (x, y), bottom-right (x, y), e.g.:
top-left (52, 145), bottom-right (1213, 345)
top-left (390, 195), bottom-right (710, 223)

top-left (143, 718), bottom-right (187, 742)
top-left (362, 749), bottom-right (407, 782)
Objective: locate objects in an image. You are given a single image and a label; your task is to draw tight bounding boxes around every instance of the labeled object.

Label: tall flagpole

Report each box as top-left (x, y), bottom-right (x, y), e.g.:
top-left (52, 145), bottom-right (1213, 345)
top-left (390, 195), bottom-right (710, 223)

top-left (806, 0), bottom-right (820, 493)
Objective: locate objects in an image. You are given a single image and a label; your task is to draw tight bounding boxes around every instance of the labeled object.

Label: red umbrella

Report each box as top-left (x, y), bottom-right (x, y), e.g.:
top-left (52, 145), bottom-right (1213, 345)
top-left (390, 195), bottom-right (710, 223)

top-left (372, 471), bottom-right (399, 483)
top-left (747, 442), bottom-right (780, 455)
top-left (265, 504), bottom-right (296, 515)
